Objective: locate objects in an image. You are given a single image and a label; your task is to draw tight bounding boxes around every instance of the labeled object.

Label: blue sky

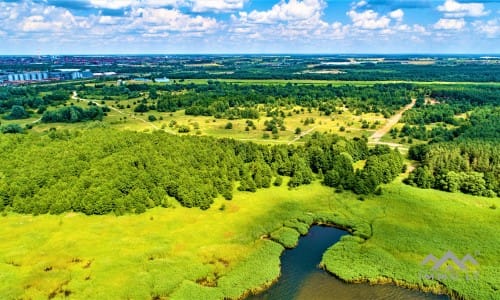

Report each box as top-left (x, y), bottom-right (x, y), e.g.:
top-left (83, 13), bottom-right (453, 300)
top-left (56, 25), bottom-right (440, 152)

top-left (0, 0), bottom-right (498, 54)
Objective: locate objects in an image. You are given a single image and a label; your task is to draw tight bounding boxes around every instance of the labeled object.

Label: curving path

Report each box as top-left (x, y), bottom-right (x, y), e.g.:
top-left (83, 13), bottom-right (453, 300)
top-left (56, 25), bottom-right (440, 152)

top-left (71, 91), bottom-right (165, 132)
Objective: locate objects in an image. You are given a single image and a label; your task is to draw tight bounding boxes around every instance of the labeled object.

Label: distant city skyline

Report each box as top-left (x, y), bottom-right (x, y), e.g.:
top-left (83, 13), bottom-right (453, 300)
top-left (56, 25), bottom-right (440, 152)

top-left (0, 0), bottom-right (498, 54)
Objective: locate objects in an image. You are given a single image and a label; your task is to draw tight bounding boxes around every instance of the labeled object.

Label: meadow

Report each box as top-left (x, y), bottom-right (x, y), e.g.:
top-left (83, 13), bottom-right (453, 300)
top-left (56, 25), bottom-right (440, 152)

top-left (28, 82), bottom-right (388, 146)
top-left (1, 177), bottom-right (498, 299)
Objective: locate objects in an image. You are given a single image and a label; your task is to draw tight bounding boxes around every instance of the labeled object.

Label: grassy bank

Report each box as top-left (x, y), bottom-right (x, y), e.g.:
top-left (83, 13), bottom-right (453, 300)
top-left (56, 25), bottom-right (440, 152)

top-left (321, 179), bottom-right (499, 300)
top-left (0, 179), bottom-right (498, 299)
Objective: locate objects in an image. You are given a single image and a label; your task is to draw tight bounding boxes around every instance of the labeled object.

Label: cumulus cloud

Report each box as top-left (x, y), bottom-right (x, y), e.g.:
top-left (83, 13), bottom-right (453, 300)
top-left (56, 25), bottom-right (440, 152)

top-left (354, 1), bottom-right (367, 8)
top-left (89, 0), bottom-right (136, 9)
top-left (130, 7), bottom-right (219, 32)
top-left (88, 0), bottom-right (244, 12)
top-left (437, 0), bottom-right (489, 18)
top-left (389, 9), bottom-right (404, 22)
top-left (17, 4), bottom-right (78, 33)
top-left (434, 18), bottom-right (466, 30)
top-left (242, 0), bottom-right (326, 24)
top-left (191, 0), bottom-right (247, 12)
top-left (230, 0), bottom-right (336, 43)
top-left (347, 9), bottom-right (391, 29)
top-left (472, 18), bottom-right (499, 37)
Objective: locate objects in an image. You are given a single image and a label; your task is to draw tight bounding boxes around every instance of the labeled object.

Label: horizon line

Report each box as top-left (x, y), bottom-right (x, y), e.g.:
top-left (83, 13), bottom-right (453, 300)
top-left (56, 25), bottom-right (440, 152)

top-left (0, 53), bottom-right (499, 57)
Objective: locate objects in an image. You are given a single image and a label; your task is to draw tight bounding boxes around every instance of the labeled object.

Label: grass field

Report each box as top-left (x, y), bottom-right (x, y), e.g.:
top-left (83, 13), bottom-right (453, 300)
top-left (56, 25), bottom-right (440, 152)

top-left (1, 177), bottom-right (498, 299)
top-left (29, 98), bottom-right (383, 145)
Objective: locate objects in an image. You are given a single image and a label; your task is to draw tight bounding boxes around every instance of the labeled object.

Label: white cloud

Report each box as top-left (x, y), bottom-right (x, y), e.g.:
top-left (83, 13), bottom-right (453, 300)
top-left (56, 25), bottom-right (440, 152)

top-left (98, 15), bottom-right (121, 25)
top-left (130, 7), bottom-right (219, 32)
top-left (90, 0), bottom-right (136, 9)
top-left (389, 9), bottom-right (404, 22)
top-left (88, 0), bottom-right (242, 12)
top-left (141, 0), bottom-right (186, 7)
top-left (472, 19), bottom-right (499, 37)
top-left (19, 5), bottom-right (78, 33)
top-left (244, 0), bottom-right (326, 24)
top-left (231, 0), bottom-right (332, 42)
top-left (437, 0), bottom-right (489, 18)
top-left (347, 9), bottom-right (391, 29)
top-left (354, 1), bottom-right (367, 9)
top-left (413, 24), bottom-right (427, 34)
top-left (434, 18), bottom-right (466, 30)
top-left (191, 0), bottom-right (247, 12)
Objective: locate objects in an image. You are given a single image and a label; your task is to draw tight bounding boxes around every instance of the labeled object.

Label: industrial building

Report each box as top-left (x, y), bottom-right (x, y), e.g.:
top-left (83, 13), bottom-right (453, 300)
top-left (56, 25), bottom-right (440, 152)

top-left (3, 69), bottom-right (93, 83)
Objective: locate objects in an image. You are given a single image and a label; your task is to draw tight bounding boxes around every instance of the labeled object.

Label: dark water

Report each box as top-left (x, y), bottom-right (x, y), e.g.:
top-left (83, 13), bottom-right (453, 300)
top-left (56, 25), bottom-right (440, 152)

top-left (249, 226), bottom-right (449, 300)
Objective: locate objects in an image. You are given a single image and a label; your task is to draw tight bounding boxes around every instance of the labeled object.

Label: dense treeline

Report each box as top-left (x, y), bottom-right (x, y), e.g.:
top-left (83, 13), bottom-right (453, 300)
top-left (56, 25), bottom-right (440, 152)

top-left (0, 129), bottom-right (403, 215)
top-left (41, 105), bottom-right (104, 123)
top-left (405, 106), bottom-right (499, 197)
top-left (397, 106), bottom-right (499, 144)
top-left (401, 85), bottom-right (499, 125)
top-left (159, 63), bottom-right (500, 82)
top-left (124, 82), bottom-right (413, 118)
top-left (0, 86), bottom-right (71, 114)
top-left (405, 141), bottom-right (499, 197)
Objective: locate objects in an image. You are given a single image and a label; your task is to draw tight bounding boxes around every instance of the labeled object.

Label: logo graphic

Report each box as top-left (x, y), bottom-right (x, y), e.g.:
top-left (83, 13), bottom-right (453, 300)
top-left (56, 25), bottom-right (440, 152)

top-left (420, 250), bottom-right (480, 282)
top-left (421, 250), bottom-right (478, 271)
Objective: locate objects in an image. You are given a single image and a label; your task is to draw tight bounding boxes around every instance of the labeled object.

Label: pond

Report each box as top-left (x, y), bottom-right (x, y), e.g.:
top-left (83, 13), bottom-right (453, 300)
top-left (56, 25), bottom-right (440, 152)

top-left (248, 226), bottom-right (449, 300)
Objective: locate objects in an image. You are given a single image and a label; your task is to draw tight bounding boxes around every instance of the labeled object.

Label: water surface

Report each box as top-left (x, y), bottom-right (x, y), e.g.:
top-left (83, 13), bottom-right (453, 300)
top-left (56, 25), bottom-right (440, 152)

top-left (249, 226), bottom-right (449, 300)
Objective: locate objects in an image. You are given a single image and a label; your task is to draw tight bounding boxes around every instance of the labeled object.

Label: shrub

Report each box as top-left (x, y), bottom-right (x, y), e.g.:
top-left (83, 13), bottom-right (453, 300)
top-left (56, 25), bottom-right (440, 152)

top-left (178, 125), bottom-right (190, 133)
top-left (273, 176), bottom-right (283, 187)
top-left (1, 124), bottom-right (24, 134)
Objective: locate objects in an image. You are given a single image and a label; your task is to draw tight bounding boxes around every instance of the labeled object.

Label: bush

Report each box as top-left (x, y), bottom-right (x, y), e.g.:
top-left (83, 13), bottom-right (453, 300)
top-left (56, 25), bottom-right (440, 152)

top-left (5, 105), bottom-right (29, 120)
top-left (225, 122), bottom-right (233, 129)
top-left (178, 125), bottom-right (190, 133)
top-left (1, 124), bottom-right (24, 134)
top-left (148, 115), bottom-right (157, 122)
top-left (273, 176), bottom-right (283, 187)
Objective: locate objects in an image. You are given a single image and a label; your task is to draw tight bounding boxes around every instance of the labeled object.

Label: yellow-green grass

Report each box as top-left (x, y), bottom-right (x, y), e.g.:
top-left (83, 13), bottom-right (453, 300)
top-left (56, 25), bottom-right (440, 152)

top-left (321, 178), bottom-right (499, 300)
top-left (0, 181), bottom-right (330, 299)
top-left (79, 103), bottom-right (383, 143)
top-left (1, 177), bottom-right (498, 299)
top-left (24, 97), bottom-right (386, 144)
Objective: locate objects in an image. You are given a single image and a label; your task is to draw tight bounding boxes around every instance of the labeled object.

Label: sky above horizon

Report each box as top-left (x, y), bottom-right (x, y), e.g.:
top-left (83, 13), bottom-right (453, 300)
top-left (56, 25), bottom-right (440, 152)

top-left (0, 0), bottom-right (498, 54)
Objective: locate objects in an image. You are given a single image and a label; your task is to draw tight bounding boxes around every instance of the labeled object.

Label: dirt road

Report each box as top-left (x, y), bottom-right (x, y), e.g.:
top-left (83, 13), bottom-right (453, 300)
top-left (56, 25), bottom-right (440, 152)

top-left (370, 98), bottom-right (416, 144)
top-left (72, 91), bottom-right (164, 131)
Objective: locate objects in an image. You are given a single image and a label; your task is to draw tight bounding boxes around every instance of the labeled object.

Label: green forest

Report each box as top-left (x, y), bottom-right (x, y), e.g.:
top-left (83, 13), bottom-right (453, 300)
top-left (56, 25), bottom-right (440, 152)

top-left (0, 129), bottom-right (404, 215)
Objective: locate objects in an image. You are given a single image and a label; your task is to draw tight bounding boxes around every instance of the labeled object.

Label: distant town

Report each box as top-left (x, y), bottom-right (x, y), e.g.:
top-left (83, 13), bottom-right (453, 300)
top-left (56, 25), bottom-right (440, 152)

top-left (0, 54), bottom-right (498, 85)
